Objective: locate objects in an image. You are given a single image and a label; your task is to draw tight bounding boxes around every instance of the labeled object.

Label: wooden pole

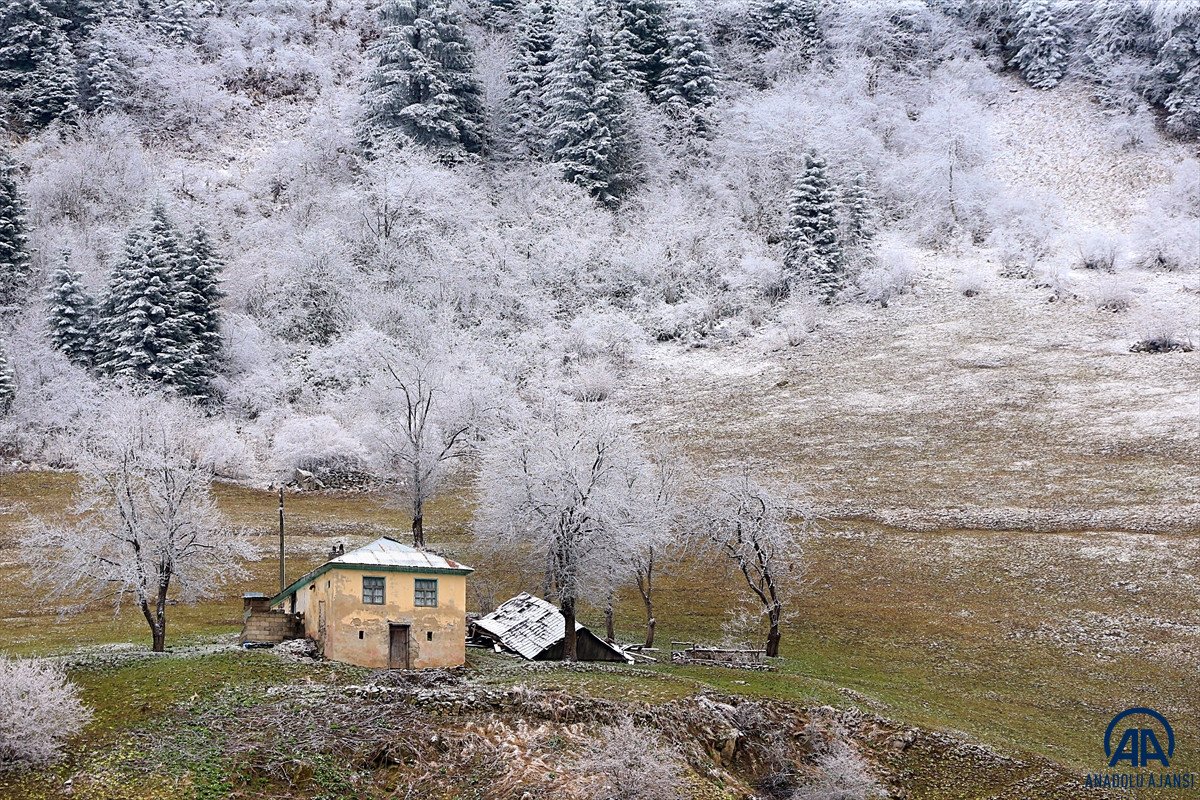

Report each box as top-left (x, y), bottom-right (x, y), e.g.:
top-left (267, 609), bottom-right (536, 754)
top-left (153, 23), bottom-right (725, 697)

top-left (278, 486), bottom-right (285, 594)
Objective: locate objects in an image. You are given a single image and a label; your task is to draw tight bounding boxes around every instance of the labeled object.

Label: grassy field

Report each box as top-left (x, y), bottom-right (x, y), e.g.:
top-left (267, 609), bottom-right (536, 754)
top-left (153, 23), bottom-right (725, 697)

top-left (2, 469), bottom-right (1197, 798)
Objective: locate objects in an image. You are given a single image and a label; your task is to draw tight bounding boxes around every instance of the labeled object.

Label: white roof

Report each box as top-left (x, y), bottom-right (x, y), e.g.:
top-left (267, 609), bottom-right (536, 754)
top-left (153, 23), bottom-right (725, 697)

top-left (330, 537), bottom-right (473, 574)
top-left (472, 592), bottom-right (586, 660)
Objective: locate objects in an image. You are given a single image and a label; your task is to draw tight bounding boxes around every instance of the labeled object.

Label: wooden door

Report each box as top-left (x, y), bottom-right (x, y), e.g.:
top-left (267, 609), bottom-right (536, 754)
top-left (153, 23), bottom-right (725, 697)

top-left (317, 601), bottom-right (327, 655)
top-left (389, 624), bottom-right (410, 669)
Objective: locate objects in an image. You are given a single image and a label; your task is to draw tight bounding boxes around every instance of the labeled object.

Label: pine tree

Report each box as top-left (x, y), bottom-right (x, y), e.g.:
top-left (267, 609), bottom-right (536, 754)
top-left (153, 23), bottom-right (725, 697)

top-left (24, 25), bottom-right (78, 127)
top-left (0, 154), bottom-right (32, 313)
top-left (0, 0), bottom-right (79, 129)
top-left (1012, 0), bottom-right (1066, 89)
top-left (501, 0), bottom-right (557, 158)
top-left (0, 345), bottom-right (14, 414)
top-left (653, 5), bottom-right (718, 121)
top-left (361, 0), bottom-right (486, 159)
top-left (99, 204), bottom-right (197, 393)
top-left (82, 31), bottom-right (131, 115)
top-left (785, 153), bottom-right (844, 301)
top-left (1149, 13), bottom-right (1200, 136)
top-left (546, 3), bottom-right (639, 207)
top-left (176, 225), bottom-right (224, 400)
top-left (45, 251), bottom-right (98, 369)
top-left (614, 0), bottom-right (671, 93)
top-left (147, 0), bottom-right (193, 44)
top-left (748, 0), bottom-right (820, 57)
top-left (840, 173), bottom-right (876, 250)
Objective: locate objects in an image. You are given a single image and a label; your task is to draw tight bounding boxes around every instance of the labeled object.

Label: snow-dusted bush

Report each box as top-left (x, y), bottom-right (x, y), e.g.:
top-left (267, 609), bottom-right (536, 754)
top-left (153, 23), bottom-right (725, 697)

top-left (570, 361), bottom-right (617, 402)
top-left (955, 265), bottom-right (988, 297)
top-left (790, 737), bottom-right (886, 800)
top-left (1131, 305), bottom-right (1194, 353)
top-left (857, 247), bottom-right (916, 307)
top-left (1134, 160), bottom-right (1200, 273)
top-left (780, 293), bottom-right (823, 345)
top-left (564, 309), bottom-right (647, 368)
top-left (0, 656), bottom-right (91, 770)
top-left (579, 716), bottom-right (686, 800)
top-left (986, 192), bottom-right (1063, 278)
top-left (1091, 274), bottom-right (1134, 312)
top-left (1109, 108), bottom-right (1157, 151)
top-left (1034, 263), bottom-right (1077, 303)
top-left (271, 414), bottom-right (367, 483)
top-left (1076, 229), bottom-right (1124, 272)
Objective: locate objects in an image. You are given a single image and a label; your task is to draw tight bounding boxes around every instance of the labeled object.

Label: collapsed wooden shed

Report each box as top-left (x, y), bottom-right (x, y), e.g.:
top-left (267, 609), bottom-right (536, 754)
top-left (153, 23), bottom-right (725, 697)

top-left (469, 592), bottom-right (630, 663)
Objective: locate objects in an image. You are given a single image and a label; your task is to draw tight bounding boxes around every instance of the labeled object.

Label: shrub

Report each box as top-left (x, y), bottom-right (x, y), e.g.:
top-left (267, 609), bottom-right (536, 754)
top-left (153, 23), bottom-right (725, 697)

top-left (1131, 306), bottom-right (1194, 353)
top-left (570, 360), bottom-right (617, 402)
top-left (955, 265), bottom-right (988, 297)
top-left (780, 293), bottom-right (823, 346)
top-left (1033, 263), bottom-right (1077, 303)
top-left (1091, 275), bottom-right (1134, 312)
top-left (0, 656), bottom-right (91, 770)
top-left (856, 247), bottom-right (917, 308)
top-left (1076, 229), bottom-right (1123, 272)
top-left (578, 716), bottom-right (687, 800)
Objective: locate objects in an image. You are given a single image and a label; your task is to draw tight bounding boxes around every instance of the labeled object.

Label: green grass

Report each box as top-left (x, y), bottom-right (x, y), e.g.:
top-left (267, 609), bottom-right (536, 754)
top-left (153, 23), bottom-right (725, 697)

top-left (2, 471), bottom-right (1197, 799)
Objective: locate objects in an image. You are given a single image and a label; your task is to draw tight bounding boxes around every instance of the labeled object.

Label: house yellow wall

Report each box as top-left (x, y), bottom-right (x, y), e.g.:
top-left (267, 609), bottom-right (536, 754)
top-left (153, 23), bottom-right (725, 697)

top-left (292, 568), bottom-right (467, 669)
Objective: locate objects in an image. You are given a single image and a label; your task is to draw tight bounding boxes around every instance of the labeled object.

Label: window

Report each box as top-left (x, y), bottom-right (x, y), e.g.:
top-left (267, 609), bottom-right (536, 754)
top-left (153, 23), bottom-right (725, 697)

top-left (358, 630), bottom-right (364, 640)
top-left (414, 578), bottom-right (438, 607)
top-left (362, 576), bottom-right (385, 605)
top-left (426, 631), bottom-right (433, 641)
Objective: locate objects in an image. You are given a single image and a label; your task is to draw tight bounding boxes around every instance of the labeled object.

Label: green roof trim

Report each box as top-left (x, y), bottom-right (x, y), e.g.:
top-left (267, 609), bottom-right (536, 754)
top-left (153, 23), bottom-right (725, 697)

top-left (270, 561), bottom-right (472, 607)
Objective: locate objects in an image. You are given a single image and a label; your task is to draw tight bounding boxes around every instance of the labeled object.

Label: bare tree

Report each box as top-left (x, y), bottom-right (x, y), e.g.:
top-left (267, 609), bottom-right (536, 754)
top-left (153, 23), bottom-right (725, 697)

top-left (475, 401), bottom-right (648, 661)
top-left (693, 473), bottom-right (808, 658)
top-left (358, 338), bottom-right (496, 549)
top-left (24, 392), bottom-right (252, 652)
top-left (629, 441), bottom-right (687, 649)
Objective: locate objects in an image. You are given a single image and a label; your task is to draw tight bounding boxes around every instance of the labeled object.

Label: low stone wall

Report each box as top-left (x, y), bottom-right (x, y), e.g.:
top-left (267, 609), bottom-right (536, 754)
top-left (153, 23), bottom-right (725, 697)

top-left (241, 596), bottom-right (304, 644)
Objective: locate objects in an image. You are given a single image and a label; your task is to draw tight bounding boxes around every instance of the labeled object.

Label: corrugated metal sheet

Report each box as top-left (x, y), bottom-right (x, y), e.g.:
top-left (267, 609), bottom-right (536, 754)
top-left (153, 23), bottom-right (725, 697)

top-left (330, 537), bottom-right (473, 574)
top-left (472, 592), bottom-right (588, 660)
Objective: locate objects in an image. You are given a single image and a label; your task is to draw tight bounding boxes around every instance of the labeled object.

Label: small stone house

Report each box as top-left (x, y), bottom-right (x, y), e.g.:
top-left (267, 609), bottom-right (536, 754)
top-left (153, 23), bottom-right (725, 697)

top-left (268, 536), bottom-right (474, 669)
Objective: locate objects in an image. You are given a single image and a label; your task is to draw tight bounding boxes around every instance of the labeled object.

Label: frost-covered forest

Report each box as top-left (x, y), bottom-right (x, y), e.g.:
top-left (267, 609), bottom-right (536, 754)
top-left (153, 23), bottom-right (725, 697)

top-left (0, 0), bottom-right (1197, 479)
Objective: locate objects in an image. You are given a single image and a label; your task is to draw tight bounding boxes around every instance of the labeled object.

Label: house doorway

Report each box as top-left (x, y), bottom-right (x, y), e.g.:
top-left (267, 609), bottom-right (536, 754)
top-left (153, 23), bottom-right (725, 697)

top-left (389, 624), bottom-right (410, 669)
top-left (317, 600), bottom-right (327, 656)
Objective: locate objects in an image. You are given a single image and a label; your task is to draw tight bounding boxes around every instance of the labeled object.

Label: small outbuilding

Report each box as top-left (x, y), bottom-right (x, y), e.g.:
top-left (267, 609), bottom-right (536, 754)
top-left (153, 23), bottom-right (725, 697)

top-left (269, 536), bottom-right (473, 670)
top-left (469, 592), bottom-right (630, 662)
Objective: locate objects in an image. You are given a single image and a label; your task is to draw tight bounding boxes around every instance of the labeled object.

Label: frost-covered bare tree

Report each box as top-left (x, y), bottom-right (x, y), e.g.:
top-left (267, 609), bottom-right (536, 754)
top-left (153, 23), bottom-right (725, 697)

top-left (354, 334), bottom-right (500, 548)
top-left (627, 439), bottom-right (687, 648)
top-left (23, 391), bottom-right (252, 652)
top-left (474, 400), bottom-right (649, 660)
top-left (692, 472), bottom-right (808, 657)
top-left (0, 656), bottom-right (92, 770)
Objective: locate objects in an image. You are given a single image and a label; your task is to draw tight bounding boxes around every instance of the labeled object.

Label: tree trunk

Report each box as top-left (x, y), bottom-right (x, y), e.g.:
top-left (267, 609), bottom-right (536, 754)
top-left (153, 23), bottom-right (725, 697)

top-left (561, 597), bottom-right (577, 662)
top-left (645, 616), bottom-right (656, 649)
top-left (412, 512), bottom-right (424, 549)
top-left (765, 611), bottom-right (781, 658)
top-left (604, 597), bottom-right (615, 644)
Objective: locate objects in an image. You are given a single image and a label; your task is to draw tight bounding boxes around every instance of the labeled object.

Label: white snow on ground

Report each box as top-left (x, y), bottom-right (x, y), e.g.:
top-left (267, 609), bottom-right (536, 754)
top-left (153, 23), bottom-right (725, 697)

top-left (622, 80), bottom-right (1200, 532)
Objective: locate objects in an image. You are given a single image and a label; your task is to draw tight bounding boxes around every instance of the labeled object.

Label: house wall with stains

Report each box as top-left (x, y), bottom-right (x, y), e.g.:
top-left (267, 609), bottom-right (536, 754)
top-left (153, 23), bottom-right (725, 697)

top-left (292, 567), bottom-right (467, 669)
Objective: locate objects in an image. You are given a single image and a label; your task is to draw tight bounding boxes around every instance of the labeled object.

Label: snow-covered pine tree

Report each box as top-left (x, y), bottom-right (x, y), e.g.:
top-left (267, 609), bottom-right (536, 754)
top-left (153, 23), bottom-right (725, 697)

top-left (840, 172), bottom-right (876, 250)
top-left (1149, 12), bottom-right (1200, 136)
top-left (654, 4), bottom-right (718, 122)
top-left (361, 0), bottom-right (486, 159)
top-left (0, 154), bottom-right (32, 313)
top-left (1084, 0), bottom-right (1154, 63)
top-left (99, 204), bottom-right (197, 394)
top-left (147, 0), bottom-right (194, 44)
top-left (1012, 0), bottom-right (1066, 89)
top-left (614, 0), bottom-right (671, 93)
top-left (546, 3), bottom-right (639, 207)
top-left (24, 25), bottom-right (77, 127)
top-left (82, 31), bottom-right (131, 115)
top-left (45, 251), bottom-right (98, 369)
top-left (175, 225), bottom-right (224, 401)
top-left (785, 153), bottom-right (845, 301)
top-left (0, 0), bottom-right (78, 129)
top-left (0, 345), bottom-right (14, 414)
top-left (501, 0), bottom-right (557, 158)
top-left (748, 0), bottom-right (820, 57)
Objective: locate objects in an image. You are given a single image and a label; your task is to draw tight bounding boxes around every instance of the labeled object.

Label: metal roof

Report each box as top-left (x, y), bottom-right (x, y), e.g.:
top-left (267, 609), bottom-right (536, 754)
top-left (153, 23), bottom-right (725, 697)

top-left (330, 536), bottom-right (473, 573)
top-left (472, 592), bottom-right (618, 661)
top-left (270, 536), bottom-right (473, 606)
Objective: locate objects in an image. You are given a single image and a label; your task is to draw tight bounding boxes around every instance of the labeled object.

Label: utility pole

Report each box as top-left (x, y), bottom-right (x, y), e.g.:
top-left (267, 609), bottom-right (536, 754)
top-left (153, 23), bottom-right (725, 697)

top-left (278, 486), bottom-right (286, 594)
